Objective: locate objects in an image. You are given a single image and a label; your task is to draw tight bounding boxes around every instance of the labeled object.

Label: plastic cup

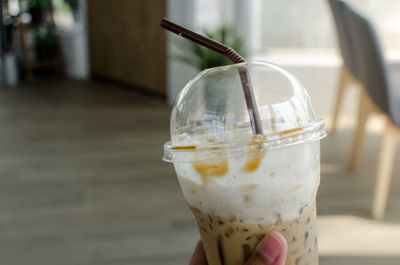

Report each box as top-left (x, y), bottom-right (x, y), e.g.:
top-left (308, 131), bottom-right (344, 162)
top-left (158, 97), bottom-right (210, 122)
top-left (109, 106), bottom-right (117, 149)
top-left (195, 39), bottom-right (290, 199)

top-left (163, 61), bottom-right (326, 265)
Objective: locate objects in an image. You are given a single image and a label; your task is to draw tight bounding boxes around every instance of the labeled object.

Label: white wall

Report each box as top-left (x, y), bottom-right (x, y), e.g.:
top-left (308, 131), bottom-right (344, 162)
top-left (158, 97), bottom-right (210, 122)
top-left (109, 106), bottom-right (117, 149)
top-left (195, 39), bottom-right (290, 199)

top-left (57, 0), bottom-right (89, 79)
top-left (166, 0), bottom-right (198, 105)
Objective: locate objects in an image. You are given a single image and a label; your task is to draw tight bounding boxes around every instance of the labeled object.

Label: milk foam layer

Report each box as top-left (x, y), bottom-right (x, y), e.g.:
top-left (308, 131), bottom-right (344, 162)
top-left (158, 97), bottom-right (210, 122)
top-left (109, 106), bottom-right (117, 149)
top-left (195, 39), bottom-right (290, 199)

top-left (173, 140), bottom-right (320, 224)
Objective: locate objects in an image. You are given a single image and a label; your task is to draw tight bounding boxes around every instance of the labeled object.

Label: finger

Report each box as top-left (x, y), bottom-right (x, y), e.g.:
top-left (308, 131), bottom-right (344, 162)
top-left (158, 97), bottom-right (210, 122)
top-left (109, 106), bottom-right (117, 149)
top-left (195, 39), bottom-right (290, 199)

top-left (189, 240), bottom-right (208, 265)
top-left (246, 231), bottom-right (288, 265)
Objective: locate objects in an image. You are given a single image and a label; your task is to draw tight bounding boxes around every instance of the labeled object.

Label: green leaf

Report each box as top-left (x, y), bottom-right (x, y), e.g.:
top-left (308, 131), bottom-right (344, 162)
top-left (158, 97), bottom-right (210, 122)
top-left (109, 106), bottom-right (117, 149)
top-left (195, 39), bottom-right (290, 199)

top-left (171, 24), bottom-right (244, 70)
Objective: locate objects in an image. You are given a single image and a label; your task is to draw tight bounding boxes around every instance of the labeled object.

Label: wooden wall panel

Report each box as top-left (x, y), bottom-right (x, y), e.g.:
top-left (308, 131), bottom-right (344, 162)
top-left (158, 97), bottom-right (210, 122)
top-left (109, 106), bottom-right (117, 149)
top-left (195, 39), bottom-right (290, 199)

top-left (88, 0), bottom-right (166, 94)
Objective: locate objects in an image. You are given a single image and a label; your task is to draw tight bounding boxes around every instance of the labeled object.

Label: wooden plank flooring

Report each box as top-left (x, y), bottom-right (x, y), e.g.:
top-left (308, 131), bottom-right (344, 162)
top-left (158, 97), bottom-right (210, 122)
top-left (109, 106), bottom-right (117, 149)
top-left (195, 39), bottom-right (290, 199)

top-left (0, 79), bottom-right (399, 265)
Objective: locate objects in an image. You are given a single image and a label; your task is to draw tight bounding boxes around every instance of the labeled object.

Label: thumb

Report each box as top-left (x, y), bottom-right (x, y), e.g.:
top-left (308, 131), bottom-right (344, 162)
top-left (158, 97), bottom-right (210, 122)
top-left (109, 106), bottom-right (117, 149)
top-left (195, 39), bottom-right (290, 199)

top-left (246, 231), bottom-right (287, 265)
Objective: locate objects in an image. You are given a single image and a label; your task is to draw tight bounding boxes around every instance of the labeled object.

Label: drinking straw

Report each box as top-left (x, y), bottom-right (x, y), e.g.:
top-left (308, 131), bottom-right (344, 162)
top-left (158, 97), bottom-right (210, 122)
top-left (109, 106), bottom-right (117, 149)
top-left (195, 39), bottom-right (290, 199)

top-left (161, 18), bottom-right (263, 136)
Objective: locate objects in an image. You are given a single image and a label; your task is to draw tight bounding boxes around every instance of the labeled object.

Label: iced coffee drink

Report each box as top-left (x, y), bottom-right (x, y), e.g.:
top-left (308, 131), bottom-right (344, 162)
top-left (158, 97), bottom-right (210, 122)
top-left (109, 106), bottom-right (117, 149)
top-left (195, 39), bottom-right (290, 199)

top-left (163, 61), bottom-right (325, 265)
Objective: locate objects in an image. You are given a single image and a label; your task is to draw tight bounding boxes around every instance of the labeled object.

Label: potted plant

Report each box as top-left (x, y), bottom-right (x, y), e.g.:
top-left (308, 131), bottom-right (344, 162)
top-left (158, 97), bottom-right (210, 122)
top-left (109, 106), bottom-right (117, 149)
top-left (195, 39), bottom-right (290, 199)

top-left (173, 25), bottom-right (244, 70)
top-left (34, 24), bottom-right (57, 61)
top-left (26, 0), bottom-right (49, 24)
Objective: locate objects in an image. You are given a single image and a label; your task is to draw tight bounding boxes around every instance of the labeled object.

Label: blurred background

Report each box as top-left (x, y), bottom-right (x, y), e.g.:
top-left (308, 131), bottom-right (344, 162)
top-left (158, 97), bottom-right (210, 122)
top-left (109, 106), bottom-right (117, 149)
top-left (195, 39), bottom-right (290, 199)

top-left (0, 0), bottom-right (400, 264)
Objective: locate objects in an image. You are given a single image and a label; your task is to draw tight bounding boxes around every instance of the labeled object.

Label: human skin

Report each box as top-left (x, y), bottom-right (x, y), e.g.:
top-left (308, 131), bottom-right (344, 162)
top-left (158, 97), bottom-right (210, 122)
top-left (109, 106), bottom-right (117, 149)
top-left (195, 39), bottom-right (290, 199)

top-left (190, 231), bottom-right (288, 265)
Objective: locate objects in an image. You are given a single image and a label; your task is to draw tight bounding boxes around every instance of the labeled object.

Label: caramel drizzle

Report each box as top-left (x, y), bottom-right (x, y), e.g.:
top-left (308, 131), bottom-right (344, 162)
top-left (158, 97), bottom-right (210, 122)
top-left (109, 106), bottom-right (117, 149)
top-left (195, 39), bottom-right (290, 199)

top-left (191, 135), bottom-right (270, 180)
top-left (192, 160), bottom-right (228, 183)
top-left (242, 136), bottom-right (267, 173)
top-left (280, 127), bottom-right (302, 135)
top-left (171, 145), bottom-right (196, 150)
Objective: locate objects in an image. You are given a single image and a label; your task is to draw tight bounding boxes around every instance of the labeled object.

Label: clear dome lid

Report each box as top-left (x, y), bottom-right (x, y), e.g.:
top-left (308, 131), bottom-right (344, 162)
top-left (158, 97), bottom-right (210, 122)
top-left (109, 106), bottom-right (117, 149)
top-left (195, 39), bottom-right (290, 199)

top-left (163, 61), bottom-right (325, 162)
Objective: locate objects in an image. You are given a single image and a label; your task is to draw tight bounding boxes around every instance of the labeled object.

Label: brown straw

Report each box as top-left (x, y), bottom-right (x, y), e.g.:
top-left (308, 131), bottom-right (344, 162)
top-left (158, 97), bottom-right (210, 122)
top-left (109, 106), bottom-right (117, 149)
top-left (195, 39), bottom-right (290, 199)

top-left (160, 18), bottom-right (263, 136)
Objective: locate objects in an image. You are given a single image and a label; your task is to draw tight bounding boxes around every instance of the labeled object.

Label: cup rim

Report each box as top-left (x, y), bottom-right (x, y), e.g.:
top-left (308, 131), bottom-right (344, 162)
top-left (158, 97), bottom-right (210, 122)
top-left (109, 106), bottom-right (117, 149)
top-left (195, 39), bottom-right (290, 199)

top-left (163, 119), bottom-right (326, 163)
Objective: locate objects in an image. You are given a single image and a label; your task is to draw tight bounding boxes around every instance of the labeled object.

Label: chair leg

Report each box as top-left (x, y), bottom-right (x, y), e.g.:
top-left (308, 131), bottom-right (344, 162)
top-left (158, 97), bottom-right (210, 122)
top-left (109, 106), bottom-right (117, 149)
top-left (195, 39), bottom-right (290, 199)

top-left (330, 66), bottom-right (349, 134)
top-left (372, 120), bottom-right (398, 220)
top-left (348, 90), bottom-right (373, 171)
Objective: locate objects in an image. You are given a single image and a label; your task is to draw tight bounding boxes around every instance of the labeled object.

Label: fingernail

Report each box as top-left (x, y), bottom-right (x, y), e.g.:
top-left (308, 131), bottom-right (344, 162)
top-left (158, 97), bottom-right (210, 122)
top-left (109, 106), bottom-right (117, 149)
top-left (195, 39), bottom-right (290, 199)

top-left (258, 231), bottom-right (284, 262)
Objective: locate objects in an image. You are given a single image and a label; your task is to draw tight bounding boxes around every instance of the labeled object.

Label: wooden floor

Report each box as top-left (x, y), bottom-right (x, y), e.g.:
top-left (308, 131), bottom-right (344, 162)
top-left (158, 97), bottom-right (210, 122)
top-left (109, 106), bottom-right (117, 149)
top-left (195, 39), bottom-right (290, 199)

top-left (0, 79), bottom-right (399, 265)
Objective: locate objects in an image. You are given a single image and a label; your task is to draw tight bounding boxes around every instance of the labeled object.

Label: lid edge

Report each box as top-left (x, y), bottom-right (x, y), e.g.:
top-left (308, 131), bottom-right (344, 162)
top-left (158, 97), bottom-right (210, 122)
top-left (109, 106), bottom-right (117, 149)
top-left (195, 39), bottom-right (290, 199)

top-left (163, 119), bottom-right (326, 163)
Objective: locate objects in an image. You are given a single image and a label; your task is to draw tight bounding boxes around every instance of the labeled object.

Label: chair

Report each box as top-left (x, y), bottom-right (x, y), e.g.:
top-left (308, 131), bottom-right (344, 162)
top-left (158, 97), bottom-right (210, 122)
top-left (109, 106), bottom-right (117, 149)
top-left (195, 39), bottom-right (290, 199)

top-left (328, 0), bottom-right (359, 135)
top-left (329, 0), bottom-right (400, 219)
top-left (328, 0), bottom-right (380, 171)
